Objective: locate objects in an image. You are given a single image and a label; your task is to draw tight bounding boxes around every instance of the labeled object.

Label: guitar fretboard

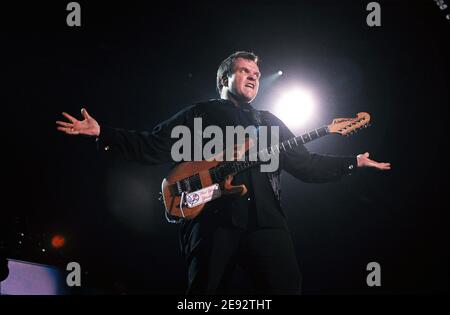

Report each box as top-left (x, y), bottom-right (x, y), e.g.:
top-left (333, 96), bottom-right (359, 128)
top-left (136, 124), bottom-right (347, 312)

top-left (209, 126), bottom-right (330, 182)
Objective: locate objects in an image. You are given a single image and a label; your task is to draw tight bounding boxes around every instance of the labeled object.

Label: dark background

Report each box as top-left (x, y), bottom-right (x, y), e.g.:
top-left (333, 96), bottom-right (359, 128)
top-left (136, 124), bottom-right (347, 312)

top-left (1, 0), bottom-right (448, 294)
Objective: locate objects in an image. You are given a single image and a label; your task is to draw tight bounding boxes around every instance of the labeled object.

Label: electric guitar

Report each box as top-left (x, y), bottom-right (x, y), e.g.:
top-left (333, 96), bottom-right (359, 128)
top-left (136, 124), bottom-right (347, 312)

top-left (161, 112), bottom-right (371, 221)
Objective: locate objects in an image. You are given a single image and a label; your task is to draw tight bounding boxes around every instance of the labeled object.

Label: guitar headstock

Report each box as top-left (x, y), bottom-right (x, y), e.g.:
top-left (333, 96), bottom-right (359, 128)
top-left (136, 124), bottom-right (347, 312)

top-left (328, 112), bottom-right (371, 136)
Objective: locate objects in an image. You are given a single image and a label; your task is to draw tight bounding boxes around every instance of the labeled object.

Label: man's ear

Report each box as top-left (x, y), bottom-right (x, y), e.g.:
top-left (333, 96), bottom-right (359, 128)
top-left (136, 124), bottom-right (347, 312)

top-left (221, 75), bottom-right (229, 88)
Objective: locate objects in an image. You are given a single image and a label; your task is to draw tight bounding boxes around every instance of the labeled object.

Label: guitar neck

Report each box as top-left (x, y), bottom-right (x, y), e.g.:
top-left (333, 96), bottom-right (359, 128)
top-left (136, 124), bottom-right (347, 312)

top-left (267, 125), bottom-right (329, 155)
top-left (211, 126), bottom-right (330, 180)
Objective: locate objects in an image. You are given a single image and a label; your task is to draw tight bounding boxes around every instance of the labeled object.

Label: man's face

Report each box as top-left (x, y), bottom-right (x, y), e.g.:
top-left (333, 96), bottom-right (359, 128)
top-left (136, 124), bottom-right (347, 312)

top-left (226, 58), bottom-right (260, 103)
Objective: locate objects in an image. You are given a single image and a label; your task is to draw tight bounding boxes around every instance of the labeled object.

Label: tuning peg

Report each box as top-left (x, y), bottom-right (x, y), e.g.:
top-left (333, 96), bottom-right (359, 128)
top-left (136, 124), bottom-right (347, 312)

top-left (158, 192), bottom-right (163, 202)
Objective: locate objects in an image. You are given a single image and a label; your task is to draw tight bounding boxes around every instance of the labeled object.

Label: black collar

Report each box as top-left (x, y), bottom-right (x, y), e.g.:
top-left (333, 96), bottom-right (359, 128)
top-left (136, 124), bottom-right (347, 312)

top-left (215, 98), bottom-right (255, 111)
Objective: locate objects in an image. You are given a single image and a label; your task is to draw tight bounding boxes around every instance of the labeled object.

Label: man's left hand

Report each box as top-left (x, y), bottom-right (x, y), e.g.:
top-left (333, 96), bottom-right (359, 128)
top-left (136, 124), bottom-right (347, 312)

top-left (357, 152), bottom-right (391, 170)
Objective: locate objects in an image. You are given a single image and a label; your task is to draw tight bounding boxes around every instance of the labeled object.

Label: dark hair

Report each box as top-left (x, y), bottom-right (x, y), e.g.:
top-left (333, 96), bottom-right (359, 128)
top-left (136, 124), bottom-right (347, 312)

top-left (216, 51), bottom-right (259, 94)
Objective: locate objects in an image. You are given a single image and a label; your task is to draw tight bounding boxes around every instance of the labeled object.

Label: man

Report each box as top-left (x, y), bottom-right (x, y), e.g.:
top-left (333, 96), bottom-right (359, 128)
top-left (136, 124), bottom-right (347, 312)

top-left (57, 51), bottom-right (390, 294)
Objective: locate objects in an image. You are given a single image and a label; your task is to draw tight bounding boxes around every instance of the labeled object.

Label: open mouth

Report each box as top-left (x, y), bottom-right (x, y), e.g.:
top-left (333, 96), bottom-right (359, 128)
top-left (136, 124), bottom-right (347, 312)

top-left (245, 83), bottom-right (255, 89)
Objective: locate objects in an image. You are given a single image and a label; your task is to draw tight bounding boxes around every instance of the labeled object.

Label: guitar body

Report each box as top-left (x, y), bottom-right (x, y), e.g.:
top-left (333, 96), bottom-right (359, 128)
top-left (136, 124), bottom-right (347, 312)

top-left (162, 141), bottom-right (250, 220)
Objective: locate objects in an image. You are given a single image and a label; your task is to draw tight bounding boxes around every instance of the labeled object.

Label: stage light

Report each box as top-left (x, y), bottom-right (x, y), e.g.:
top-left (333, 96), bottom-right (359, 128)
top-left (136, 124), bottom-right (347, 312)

top-left (273, 88), bottom-right (315, 129)
top-left (51, 235), bottom-right (65, 249)
top-left (260, 72), bottom-right (283, 89)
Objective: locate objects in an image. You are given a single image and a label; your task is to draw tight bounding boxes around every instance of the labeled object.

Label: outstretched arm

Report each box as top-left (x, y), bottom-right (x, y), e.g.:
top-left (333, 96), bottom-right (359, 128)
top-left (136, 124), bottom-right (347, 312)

top-left (263, 111), bottom-right (391, 183)
top-left (56, 105), bottom-right (196, 165)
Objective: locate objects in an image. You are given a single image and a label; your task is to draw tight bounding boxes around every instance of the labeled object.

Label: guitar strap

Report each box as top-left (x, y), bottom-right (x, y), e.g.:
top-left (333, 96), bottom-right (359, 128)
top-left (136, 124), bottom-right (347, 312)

top-left (247, 109), bottom-right (282, 203)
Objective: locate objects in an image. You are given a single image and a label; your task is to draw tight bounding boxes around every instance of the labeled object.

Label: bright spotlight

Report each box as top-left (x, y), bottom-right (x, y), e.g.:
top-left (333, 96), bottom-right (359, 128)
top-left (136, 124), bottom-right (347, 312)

top-left (277, 70), bottom-right (283, 76)
top-left (274, 89), bottom-right (315, 129)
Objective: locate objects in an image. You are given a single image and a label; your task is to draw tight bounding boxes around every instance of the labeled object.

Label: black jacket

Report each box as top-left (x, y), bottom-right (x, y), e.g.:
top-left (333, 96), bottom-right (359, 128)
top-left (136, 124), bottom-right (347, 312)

top-left (96, 99), bottom-right (357, 253)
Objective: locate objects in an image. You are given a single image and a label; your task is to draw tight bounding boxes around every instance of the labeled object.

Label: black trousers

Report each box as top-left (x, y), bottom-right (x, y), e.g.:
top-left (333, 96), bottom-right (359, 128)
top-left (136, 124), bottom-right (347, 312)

top-left (185, 227), bottom-right (302, 295)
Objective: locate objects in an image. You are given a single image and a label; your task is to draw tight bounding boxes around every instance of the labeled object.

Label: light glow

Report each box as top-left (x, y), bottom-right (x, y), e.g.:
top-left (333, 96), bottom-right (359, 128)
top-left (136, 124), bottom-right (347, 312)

top-left (274, 88), bottom-right (315, 128)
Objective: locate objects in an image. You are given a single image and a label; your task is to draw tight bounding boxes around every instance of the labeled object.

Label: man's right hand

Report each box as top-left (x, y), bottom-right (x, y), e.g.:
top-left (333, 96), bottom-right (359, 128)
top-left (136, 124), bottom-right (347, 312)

top-left (56, 108), bottom-right (100, 137)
